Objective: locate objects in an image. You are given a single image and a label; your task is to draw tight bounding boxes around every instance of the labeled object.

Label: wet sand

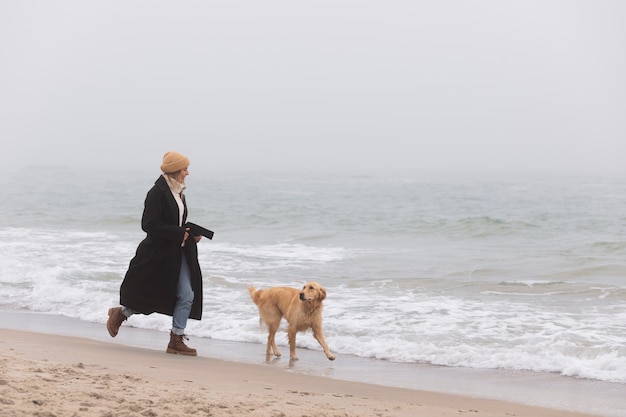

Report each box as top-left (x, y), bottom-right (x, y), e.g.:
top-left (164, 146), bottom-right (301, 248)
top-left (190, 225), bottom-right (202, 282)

top-left (0, 311), bottom-right (623, 417)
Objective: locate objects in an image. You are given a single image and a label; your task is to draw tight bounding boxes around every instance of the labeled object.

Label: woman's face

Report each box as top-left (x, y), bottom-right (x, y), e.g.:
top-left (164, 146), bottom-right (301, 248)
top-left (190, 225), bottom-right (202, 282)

top-left (177, 167), bottom-right (189, 183)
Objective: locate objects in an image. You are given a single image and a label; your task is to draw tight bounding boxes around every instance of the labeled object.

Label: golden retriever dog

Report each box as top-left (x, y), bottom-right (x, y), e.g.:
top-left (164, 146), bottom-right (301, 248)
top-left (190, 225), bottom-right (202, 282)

top-left (248, 281), bottom-right (335, 361)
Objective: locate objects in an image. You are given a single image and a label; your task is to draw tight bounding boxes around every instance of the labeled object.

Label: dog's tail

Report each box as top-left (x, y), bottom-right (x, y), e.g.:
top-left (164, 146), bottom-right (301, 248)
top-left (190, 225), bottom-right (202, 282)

top-left (247, 285), bottom-right (262, 305)
top-left (247, 286), bottom-right (267, 329)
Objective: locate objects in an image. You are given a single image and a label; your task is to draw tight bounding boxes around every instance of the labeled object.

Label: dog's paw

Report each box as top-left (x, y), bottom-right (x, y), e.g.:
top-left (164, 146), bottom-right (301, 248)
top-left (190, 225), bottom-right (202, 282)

top-left (327, 354), bottom-right (336, 361)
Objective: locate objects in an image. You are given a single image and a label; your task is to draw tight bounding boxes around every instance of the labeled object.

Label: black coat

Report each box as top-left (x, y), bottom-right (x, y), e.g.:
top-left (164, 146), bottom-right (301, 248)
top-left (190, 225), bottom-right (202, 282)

top-left (120, 175), bottom-right (203, 320)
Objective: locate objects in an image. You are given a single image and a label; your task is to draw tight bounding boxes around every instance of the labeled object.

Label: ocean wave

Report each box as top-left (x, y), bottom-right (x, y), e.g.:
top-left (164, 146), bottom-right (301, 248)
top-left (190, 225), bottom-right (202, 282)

top-left (440, 216), bottom-right (539, 238)
top-left (591, 241), bottom-right (626, 252)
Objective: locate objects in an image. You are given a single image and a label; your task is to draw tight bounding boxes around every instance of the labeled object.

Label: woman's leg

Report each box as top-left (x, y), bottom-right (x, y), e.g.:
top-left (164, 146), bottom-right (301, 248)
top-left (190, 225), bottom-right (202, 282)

top-left (172, 251), bottom-right (194, 334)
top-left (121, 307), bottom-right (137, 317)
top-left (167, 251), bottom-right (197, 355)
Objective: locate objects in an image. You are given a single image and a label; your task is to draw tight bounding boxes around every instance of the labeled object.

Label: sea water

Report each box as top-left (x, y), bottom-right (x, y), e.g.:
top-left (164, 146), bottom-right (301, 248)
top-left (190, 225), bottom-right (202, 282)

top-left (1, 167), bottom-right (625, 385)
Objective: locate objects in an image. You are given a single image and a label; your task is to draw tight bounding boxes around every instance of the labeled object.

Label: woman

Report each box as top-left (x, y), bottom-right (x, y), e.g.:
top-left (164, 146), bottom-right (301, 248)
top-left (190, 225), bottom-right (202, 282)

top-left (107, 151), bottom-right (204, 356)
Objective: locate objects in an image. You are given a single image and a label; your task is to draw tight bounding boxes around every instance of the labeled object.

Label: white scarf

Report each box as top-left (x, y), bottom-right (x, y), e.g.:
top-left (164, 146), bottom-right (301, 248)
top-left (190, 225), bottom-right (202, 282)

top-left (163, 174), bottom-right (186, 227)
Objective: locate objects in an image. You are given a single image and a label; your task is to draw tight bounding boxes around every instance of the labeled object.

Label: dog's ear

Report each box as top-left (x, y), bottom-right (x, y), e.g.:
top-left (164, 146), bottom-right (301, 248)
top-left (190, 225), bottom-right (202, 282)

top-left (318, 286), bottom-right (327, 300)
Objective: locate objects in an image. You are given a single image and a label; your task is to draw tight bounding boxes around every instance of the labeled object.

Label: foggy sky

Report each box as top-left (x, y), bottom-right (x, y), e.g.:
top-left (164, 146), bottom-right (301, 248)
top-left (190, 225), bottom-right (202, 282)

top-left (1, 1), bottom-right (625, 177)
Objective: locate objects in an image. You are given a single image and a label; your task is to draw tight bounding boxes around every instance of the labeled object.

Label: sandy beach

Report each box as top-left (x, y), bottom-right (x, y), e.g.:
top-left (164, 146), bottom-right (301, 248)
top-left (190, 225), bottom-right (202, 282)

top-left (1, 325), bottom-right (607, 417)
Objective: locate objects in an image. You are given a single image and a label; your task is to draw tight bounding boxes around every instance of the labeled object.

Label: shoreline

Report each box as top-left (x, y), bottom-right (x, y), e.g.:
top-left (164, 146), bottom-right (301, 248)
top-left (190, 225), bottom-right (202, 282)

top-left (1, 310), bottom-right (624, 417)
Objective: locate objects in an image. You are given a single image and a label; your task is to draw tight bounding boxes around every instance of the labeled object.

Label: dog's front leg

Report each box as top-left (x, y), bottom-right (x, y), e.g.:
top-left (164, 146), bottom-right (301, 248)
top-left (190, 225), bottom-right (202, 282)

top-left (312, 325), bottom-right (336, 361)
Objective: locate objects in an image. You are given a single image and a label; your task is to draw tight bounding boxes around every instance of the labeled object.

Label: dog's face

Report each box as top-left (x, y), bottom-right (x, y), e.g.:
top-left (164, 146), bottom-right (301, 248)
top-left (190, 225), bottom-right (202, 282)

top-left (299, 281), bottom-right (326, 302)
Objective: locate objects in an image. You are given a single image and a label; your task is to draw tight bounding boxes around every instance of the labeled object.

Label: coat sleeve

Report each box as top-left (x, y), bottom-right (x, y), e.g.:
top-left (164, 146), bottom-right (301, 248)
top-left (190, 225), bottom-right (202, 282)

top-left (141, 186), bottom-right (185, 243)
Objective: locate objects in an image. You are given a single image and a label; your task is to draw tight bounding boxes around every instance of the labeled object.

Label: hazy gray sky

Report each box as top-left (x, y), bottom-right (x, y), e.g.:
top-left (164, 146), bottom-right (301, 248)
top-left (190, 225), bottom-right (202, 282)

top-left (2, 1), bottom-right (625, 176)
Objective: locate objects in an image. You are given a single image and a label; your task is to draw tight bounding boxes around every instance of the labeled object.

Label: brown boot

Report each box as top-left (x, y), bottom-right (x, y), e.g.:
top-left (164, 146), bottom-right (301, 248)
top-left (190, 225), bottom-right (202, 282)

top-left (166, 332), bottom-right (197, 356)
top-left (106, 307), bottom-right (127, 337)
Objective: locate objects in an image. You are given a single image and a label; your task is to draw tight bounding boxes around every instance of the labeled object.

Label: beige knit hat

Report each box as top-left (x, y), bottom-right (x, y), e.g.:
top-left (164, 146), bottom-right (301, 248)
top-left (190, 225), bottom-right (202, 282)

top-left (160, 151), bottom-right (190, 173)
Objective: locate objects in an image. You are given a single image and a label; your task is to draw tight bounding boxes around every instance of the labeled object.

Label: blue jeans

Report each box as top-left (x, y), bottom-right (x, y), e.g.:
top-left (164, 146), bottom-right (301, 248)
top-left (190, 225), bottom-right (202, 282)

top-left (172, 251), bottom-right (194, 334)
top-left (122, 250), bottom-right (194, 335)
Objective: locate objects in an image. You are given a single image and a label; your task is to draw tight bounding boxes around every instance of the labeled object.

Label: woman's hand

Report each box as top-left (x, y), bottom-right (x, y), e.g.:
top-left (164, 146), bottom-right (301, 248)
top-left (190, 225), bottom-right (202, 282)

top-left (183, 228), bottom-right (202, 243)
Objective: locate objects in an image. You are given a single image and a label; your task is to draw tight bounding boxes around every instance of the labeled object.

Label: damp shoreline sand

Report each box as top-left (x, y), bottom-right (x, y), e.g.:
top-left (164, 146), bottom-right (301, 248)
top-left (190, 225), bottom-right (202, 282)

top-left (0, 325), bottom-right (611, 417)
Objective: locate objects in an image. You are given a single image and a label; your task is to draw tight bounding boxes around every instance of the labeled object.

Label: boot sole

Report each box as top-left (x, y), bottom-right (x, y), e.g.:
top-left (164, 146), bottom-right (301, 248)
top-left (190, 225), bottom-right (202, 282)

top-left (166, 348), bottom-right (197, 356)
